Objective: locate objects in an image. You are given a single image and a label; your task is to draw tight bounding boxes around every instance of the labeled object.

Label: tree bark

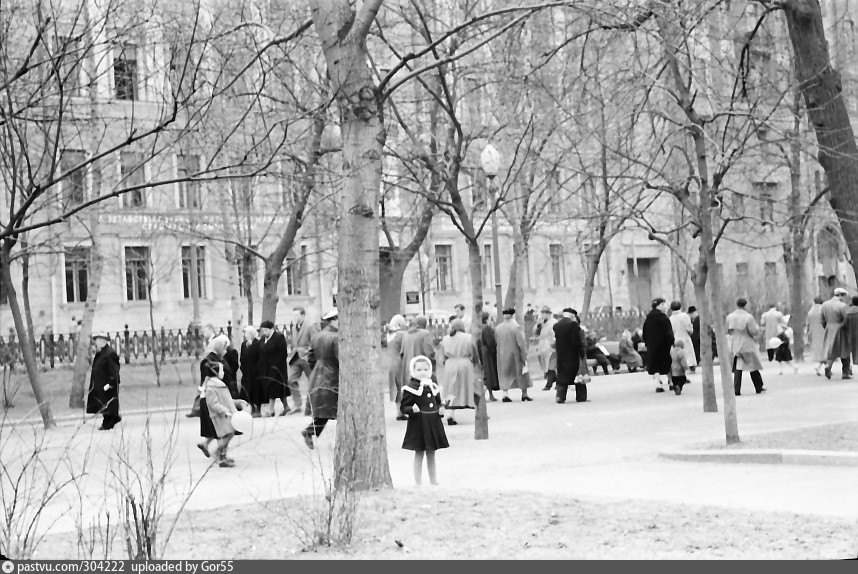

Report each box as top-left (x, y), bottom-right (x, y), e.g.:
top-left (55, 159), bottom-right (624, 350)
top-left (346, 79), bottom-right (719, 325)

top-left (783, 0), bottom-right (858, 277)
top-left (69, 207), bottom-right (104, 408)
top-left (311, 0), bottom-right (392, 491)
top-left (692, 263), bottom-right (718, 413)
top-left (379, 256), bottom-right (405, 322)
top-left (1, 243), bottom-right (55, 428)
top-left (580, 243), bottom-right (606, 318)
top-left (503, 226), bottom-right (527, 324)
top-left (466, 238), bottom-right (485, 326)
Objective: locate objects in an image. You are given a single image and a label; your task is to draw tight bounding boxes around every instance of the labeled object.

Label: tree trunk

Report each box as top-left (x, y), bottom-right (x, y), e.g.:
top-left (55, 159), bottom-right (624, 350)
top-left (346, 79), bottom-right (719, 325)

top-left (580, 243), bottom-right (605, 318)
top-left (189, 242), bottom-right (201, 326)
top-left (261, 259), bottom-right (280, 323)
top-left (785, 90), bottom-right (808, 361)
top-left (1, 244), bottom-right (55, 428)
top-left (706, 255), bottom-right (739, 444)
top-left (147, 281), bottom-right (161, 387)
top-left (379, 256), bottom-right (405, 322)
top-left (20, 238), bottom-right (35, 344)
top-left (312, 0), bottom-right (391, 491)
top-left (243, 250), bottom-right (255, 326)
top-left (69, 208), bottom-right (104, 408)
top-left (787, 247), bottom-right (808, 361)
top-left (692, 263), bottom-right (718, 413)
top-left (503, 226), bottom-right (526, 325)
top-left (466, 238), bottom-right (485, 327)
top-left (783, 0), bottom-right (858, 277)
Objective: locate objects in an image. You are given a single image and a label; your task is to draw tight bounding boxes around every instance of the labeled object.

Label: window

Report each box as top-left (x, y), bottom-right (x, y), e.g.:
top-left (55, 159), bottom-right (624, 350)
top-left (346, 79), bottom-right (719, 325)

top-left (64, 247), bottom-right (89, 303)
top-left (56, 35), bottom-right (82, 96)
top-left (764, 261), bottom-right (777, 302)
top-left (60, 150), bottom-right (86, 206)
top-left (482, 244), bottom-right (493, 288)
top-left (760, 193), bottom-right (774, 223)
top-left (120, 152), bottom-right (146, 207)
top-left (736, 262), bottom-right (749, 282)
top-left (114, 44), bottom-right (138, 100)
top-left (434, 244), bottom-right (453, 291)
top-left (549, 243), bottom-right (565, 287)
top-left (285, 245), bottom-right (307, 296)
top-left (732, 191), bottom-right (745, 214)
top-left (181, 246), bottom-right (207, 299)
top-left (177, 154), bottom-right (201, 208)
top-left (124, 246), bottom-right (150, 301)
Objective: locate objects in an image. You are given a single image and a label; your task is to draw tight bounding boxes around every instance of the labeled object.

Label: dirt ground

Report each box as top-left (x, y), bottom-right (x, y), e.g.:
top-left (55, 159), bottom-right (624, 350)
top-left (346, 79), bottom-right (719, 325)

top-left (38, 488), bottom-right (858, 560)
top-left (709, 422), bottom-right (858, 452)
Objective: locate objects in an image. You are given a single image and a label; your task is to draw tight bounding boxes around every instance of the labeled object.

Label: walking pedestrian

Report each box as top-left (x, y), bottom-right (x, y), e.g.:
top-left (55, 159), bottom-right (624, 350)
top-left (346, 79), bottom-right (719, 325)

top-left (186, 323), bottom-right (216, 418)
top-left (287, 307), bottom-right (317, 415)
top-left (197, 335), bottom-right (238, 466)
top-left (387, 314), bottom-right (407, 418)
top-left (553, 308), bottom-right (586, 403)
top-left (669, 301), bottom-right (697, 370)
top-left (689, 306), bottom-right (701, 367)
top-left (847, 296), bottom-right (858, 370)
top-left (760, 303), bottom-right (787, 362)
top-left (86, 331), bottom-right (121, 430)
top-left (536, 306), bottom-right (558, 390)
top-left (257, 320), bottom-right (289, 416)
top-left (223, 341), bottom-right (240, 399)
top-left (774, 324), bottom-right (798, 375)
top-left (495, 308), bottom-right (532, 402)
top-left (476, 312), bottom-right (500, 401)
top-left (806, 296), bottom-right (826, 375)
top-left (642, 298), bottom-right (674, 393)
top-left (239, 326), bottom-right (262, 417)
top-left (670, 340), bottom-right (689, 395)
top-left (440, 318), bottom-right (477, 425)
top-left (822, 288), bottom-right (852, 380)
top-left (301, 309), bottom-right (340, 449)
top-left (401, 355), bottom-right (449, 486)
top-left (726, 298), bottom-right (766, 395)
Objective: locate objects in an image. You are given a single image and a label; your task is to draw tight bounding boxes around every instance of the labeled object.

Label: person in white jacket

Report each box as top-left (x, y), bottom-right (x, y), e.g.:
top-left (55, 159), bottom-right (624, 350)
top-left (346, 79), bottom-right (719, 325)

top-left (669, 301), bottom-right (697, 374)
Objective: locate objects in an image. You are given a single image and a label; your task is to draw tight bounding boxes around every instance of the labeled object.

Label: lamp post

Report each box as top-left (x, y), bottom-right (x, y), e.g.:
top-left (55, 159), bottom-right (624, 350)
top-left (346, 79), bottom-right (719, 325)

top-left (481, 143), bottom-right (503, 314)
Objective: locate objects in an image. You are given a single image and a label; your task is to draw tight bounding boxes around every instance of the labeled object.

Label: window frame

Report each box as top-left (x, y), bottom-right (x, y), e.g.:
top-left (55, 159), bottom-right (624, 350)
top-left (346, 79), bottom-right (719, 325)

top-left (123, 245), bottom-right (151, 302)
top-left (63, 246), bottom-right (90, 303)
top-left (434, 244), bottom-right (454, 292)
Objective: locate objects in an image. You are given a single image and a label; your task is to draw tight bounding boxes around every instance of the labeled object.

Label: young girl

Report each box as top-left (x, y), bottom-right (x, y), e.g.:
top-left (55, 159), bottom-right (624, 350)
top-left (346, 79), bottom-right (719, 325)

top-left (670, 340), bottom-right (689, 395)
top-left (400, 355), bottom-right (449, 485)
top-left (775, 324), bottom-right (798, 375)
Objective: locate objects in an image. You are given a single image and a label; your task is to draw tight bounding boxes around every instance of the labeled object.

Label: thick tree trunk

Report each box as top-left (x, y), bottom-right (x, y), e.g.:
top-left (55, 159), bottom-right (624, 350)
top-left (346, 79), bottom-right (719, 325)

top-left (706, 255), bottom-right (739, 444)
top-left (379, 256), bottom-right (405, 322)
top-left (1, 244), bottom-right (55, 428)
top-left (785, 94), bottom-right (808, 361)
top-left (783, 0), bottom-right (858, 276)
top-left (20, 239), bottom-right (35, 344)
top-left (787, 248), bottom-right (808, 361)
top-left (503, 227), bottom-right (526, 325)
top-left (312, 0), bottom-right (392, 491)
top-left (466, 238), bottom-right (485, 326)
top-left (692, 264), bottom-right (718, 413)
top-left (69, 207), bottom-right (104, 408)
top-left (261, 260), bottom-right (280, 323)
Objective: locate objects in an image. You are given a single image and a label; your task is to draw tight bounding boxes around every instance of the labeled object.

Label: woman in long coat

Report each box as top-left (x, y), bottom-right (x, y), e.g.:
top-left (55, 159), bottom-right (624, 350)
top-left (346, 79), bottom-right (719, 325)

top-left (256, 321), bottom-right (289, 416)
top-left (440, 319), bottom-right (476, 425)
top-left (669, 302), bottom-right (697, 368)
top-left (302, 312), bottom-right (339, 448)
top-left (495, 309), bottom-right (531, 401)
top-left (239, 326), bottom-right (262, 416)
top-left (86, 332), bottom-right (121, 430)
top-left (477, 312), bottom-right (500, 401)
top-left (387, 314), bottom-right (407, 408)
top-left (536, 308), bottom-right (557, 390)
top-left (805, 296), bottom-right (826, 373)
top-left (642, 298), bottom-right (674, 393)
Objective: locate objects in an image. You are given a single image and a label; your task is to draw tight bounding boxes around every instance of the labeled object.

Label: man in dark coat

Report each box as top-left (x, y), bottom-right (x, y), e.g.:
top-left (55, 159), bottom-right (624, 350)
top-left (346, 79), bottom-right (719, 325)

top-left (302, 310), bottom-right (339, 449)
top-left (553, 308), bottom-right (586, 403)
top-left (689, 306), bottom-right (701, 369)
top-left (642, 298), bottom-right (674, 393)
top-left (86, 331), bottom-right (121, 430)
top-left (847, 296), bottom-right (858, 368)
top-left (257, 319), bottom-right (290, 416)
top-left (477, 312), bottom-right (500, 401)
top-left (822, 288), bottom-right (852, 379)
top-left (239, 325), bottom-right (262, 416)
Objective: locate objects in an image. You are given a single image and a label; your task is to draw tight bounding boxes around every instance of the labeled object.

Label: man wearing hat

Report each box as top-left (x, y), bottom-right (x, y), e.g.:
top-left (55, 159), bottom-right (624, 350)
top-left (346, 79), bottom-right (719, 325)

top-left (257, 319), bottom-right (290, 416)
top-left (553, 308), bottom-right (587, 403)
top-left (86, 331), bottom-right (122, 430)
top-left (302, 309), bottom-right (340, 448)
top-left (821, 288), bottom-right (852, 380)
top-left (536, 306), bottom-right (557, 391)
top-left (495, 307), bottom-right (532, 402)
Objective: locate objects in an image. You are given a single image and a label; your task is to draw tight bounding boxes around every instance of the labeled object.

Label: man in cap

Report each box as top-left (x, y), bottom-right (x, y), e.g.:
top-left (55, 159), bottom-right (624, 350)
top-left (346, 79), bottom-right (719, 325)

top-left (302, 309), bottom-right (340, 448)
top-left (553, 308), bottom-right (587, 403)
top-left (495, 307), bottom-right (532, 402)
top-left (86, 331), bottom-right (122, 430)
top-left (821, 287), bottom-right (852, 380)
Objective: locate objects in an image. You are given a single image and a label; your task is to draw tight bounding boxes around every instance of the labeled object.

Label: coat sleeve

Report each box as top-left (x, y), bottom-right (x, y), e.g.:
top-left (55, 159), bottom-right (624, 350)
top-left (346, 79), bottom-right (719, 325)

top-left (747, 316), bottom-right (760, 337)
top-left (400, 381), bottom-right (418, 415)
top-left (516, 328), bottom-right (527, 364)
top-left (107, 351), bottom-right (120, 386)
top-left (209, 390), bottom-right (231, 417)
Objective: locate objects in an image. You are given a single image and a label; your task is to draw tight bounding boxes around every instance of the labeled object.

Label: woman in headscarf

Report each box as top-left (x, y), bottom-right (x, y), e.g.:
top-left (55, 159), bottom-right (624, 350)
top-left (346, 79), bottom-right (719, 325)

top-left (387, 314), bottom-right (408, 420)
top-left (440, 318), bottom-right (476, 426)
top-left (618, 329), bottom-right (643, 372)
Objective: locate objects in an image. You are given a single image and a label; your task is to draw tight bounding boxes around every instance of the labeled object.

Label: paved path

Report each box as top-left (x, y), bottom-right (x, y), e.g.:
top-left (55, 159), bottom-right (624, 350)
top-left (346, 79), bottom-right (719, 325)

top-left (7, 362), bottom-right (858, 536)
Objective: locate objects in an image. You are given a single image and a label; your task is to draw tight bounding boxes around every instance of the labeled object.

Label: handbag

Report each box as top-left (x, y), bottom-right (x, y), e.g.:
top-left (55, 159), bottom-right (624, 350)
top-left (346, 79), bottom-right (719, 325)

top-left (575, 359), bottom-right (590, 384)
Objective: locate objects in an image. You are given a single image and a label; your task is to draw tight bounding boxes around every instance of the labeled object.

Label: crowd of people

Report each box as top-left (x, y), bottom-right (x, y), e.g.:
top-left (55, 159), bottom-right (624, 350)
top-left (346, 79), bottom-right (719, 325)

top-left (82, 288), bottom-right (858, 473)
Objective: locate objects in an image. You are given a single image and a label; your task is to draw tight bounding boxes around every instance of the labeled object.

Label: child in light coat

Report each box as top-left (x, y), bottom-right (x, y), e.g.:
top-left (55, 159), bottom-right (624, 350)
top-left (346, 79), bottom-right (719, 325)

top-left (670, 340), bottom-right (689, 396)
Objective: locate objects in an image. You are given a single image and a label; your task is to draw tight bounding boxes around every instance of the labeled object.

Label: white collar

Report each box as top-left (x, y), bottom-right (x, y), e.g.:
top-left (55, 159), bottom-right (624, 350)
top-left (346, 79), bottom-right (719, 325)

top-left (403, 378), bottom-right (439, 395)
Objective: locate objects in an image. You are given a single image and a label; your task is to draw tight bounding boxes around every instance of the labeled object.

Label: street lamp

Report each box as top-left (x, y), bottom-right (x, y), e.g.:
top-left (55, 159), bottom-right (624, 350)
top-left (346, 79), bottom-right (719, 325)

top-left (481, 143), bottom-right (503, 316)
